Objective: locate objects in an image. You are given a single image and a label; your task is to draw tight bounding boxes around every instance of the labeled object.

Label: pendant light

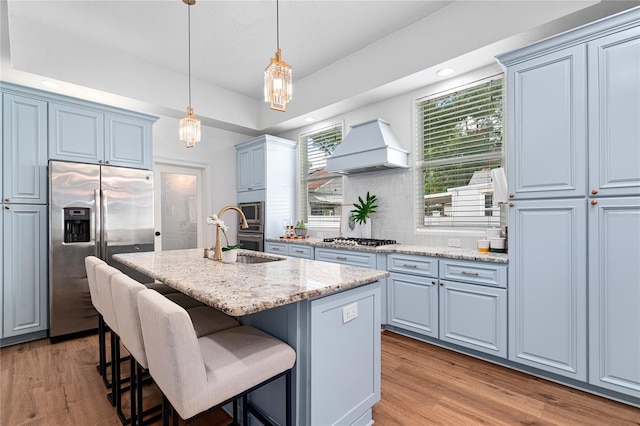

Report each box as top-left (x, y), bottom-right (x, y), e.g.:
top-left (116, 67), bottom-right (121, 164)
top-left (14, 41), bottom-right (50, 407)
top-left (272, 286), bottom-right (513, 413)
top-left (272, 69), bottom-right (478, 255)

top-left (264, 0), bottom-right (292, 112)
top-left (179, 0), bottom-right (201, 148)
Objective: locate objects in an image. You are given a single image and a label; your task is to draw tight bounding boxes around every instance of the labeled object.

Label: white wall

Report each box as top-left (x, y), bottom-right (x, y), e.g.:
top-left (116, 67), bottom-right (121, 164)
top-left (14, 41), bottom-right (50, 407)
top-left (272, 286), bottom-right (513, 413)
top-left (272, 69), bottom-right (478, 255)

top-left (152, 116), bottom-right (254, 247)
top-left (278, 64), bottom-right (503, 249)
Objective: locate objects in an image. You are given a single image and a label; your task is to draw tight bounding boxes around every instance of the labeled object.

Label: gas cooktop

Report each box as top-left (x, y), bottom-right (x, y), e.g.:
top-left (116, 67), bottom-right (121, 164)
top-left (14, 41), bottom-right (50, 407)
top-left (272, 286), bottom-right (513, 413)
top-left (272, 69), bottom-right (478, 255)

top-left (323, 237), bottom-right (397, 247)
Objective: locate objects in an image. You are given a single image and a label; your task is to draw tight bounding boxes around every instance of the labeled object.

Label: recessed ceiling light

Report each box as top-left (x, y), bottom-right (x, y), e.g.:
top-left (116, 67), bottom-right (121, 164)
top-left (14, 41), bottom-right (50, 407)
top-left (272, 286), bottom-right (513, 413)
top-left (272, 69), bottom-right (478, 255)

top-left (436, 68), bottom-right (454, 77)
top-left (41, 80), bottom-right (59, 88)
top-left (87, 92), bottom-right (103, 100)
top-left (304, 117), bottom-right (315, 122)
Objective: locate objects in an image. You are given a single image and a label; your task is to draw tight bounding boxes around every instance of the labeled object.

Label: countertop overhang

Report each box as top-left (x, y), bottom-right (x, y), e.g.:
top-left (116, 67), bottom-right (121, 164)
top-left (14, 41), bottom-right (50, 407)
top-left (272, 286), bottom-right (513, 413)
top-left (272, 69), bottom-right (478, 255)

top-left (113, 249), bottom-right (389, 316)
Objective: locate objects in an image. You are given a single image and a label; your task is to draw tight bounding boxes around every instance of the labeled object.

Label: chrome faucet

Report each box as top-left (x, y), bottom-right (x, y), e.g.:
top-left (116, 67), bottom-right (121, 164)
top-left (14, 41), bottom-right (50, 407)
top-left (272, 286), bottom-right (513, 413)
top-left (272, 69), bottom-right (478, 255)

top-left (214, 206), bottom-right (249, 261)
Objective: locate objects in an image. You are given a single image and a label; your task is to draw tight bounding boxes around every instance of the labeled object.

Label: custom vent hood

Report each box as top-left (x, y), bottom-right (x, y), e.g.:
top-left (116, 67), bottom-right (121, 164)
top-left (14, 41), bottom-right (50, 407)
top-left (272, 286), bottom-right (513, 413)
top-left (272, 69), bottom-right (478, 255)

top-left (326, 119), bottom-right (409, 175)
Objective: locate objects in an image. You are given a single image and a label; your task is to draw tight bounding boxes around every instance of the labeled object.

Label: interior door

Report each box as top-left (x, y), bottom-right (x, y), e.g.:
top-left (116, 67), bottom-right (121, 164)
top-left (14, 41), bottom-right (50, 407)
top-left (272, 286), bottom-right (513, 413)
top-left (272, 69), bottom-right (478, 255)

top-left (154, 163), bottom-right (204, 251)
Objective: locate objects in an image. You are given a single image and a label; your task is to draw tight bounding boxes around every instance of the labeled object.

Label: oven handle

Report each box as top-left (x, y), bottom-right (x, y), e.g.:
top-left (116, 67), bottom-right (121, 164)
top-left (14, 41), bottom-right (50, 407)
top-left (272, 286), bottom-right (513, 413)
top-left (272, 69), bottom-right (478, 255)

top-left (238, 233), bottom-right (264, 240)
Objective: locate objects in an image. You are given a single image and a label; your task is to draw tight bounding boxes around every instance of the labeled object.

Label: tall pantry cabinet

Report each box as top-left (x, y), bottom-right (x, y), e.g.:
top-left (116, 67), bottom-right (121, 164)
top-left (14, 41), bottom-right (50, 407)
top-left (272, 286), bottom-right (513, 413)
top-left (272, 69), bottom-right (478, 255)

top-left (498, 8), bottom-right (640, 399)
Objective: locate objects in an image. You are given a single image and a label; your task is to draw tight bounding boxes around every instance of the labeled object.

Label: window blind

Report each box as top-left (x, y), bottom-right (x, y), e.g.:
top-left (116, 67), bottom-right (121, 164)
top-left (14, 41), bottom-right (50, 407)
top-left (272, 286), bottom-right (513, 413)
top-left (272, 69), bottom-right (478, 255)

top-left (299, 124), bottom-right (343, 227)
top-left (415, 75), bottom-right (504, 228)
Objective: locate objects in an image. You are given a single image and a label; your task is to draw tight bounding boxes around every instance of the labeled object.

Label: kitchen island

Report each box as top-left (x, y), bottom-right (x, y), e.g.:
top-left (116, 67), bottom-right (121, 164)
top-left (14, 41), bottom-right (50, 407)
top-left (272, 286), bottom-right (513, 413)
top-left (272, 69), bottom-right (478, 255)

top-left (114, 249), bottom-right (389, 426)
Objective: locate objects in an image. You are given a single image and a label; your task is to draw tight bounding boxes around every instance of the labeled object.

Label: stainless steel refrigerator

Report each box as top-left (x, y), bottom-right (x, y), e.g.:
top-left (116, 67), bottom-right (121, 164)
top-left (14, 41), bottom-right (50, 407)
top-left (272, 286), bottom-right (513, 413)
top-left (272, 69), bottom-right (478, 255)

top-left (49, 160), bottom-right (154, 338)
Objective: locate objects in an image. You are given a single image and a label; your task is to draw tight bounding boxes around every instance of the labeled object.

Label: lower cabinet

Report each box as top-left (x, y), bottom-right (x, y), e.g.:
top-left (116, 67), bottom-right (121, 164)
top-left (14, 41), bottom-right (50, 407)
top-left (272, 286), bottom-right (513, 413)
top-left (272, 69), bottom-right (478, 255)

top-left (388, 273), bottom-right (438, 337)
top-left (588, 197), bottom-right (640, 398)
top-left (2, 204), bottom-right (48, 339)
top-left (265, 241), bottom-right (314, 259)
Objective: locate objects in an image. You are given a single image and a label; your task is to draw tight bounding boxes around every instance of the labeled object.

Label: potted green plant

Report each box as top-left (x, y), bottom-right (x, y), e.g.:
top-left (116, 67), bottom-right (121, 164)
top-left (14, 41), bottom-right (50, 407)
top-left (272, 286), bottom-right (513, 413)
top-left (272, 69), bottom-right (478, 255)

top-left (207, 214), bottom-right (242, 263)
top-left (294, 220), bottom-right (307, 237)
top-left (350, 192), bottom-right (377, 238)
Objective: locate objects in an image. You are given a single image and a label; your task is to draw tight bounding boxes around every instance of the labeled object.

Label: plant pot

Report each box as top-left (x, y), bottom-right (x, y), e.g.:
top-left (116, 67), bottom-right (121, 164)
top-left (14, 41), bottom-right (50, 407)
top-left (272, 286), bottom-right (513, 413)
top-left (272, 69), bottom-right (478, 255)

top-left (221, 249), bottom-right (238, 264)
top-left (294, 228), bottom-right (307, 237)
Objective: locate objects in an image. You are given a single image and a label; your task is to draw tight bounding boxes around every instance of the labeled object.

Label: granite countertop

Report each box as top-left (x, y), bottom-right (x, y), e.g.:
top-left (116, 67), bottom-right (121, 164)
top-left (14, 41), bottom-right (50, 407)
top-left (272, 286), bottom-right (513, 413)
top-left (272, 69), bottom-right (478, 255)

top-left (265, 237), bottom-right (509, 264)
top-left (113, 249), bottom-right (389, 316)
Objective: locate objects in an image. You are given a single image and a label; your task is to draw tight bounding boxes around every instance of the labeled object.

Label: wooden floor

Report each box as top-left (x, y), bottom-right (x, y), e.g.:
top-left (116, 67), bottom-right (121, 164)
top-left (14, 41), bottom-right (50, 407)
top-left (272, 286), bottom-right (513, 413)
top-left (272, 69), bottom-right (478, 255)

top-left (1, 331), bottom-right (638, 425)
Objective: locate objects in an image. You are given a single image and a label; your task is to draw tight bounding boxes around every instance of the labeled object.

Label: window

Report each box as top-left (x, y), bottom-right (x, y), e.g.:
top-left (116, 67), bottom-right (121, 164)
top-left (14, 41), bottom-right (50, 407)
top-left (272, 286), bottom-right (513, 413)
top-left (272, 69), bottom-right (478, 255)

top-left (299, 124), bottom-right (343, 227)
top-left (416, 75), bottom-right (504, 229)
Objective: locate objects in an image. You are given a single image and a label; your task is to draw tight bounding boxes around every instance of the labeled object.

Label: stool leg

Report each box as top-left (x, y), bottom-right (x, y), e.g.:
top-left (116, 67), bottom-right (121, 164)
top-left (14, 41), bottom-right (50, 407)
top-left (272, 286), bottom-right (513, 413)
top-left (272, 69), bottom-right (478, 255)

top-left (130, 357), bottom-right (137, 426)
top-left (161, 395), bottom-right (170, 426)
top-left (137, 363), bottom-right (144, 426)
top-left (107, 331), bottom-right (117, 407)
top-left (285, 370), bottom-right (292, 426)
top-left (242, 394), bottom-right (249, 425)
top-left (98, 315), bottom-right (112, 389)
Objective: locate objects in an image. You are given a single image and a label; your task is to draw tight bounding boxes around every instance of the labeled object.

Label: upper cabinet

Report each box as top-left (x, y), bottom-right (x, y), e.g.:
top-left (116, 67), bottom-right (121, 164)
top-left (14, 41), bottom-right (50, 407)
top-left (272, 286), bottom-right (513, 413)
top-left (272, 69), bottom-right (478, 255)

top-left (588, 27), bottom-right (640, 197)
top-left (2, 93), bottom-right (48, 204)
top-left (49, 102), bottom-right (155, 169)
top-left (236, 141), bottom-right (266, 192)
top-left (497, 10), bottom-right (640, 201)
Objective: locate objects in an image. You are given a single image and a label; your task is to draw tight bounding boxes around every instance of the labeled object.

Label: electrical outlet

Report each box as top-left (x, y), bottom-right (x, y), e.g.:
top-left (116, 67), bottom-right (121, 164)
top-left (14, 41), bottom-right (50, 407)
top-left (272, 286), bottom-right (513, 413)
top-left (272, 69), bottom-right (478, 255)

top-left (342, 303), bottom-right (358, 324)
top-left (448, 238), bottom-right (461, 247)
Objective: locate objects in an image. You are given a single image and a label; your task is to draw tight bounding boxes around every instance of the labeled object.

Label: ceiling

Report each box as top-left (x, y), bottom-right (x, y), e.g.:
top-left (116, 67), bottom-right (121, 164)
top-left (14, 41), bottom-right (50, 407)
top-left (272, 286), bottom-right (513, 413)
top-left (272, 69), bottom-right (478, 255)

top-left (2, 1), bottom-right (638, 136)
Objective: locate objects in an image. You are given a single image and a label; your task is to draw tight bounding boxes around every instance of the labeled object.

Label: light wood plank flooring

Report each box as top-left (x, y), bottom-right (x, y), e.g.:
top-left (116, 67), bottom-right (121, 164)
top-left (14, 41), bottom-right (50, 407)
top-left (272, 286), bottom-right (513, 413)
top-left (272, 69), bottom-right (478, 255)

top-left (1, 331), bottom-right (638, 425)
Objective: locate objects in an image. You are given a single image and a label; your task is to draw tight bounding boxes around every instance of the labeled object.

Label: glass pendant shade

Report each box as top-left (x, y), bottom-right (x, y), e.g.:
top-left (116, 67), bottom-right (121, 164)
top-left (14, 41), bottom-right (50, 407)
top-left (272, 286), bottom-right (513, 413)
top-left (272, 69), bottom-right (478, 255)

top-left (264, 48), bottom-right (292, 112)
top-left (179, 106), bottom-right (201, 148)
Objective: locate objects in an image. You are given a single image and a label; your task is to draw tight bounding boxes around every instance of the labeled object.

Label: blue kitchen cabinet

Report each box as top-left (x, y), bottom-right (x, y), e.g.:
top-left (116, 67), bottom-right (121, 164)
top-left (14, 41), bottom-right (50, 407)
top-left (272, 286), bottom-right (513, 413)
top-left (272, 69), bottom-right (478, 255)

top-left (2, 204), bottom-right (48, 339)
top-left (48, 102), bottom-right (104, 164)
top-left (265, 241), bottom-right (315, 259)
top-left (588, 197), bottom-right (640, 398)
top-left (588, 26), bottom-right (640, 198)
top-left (236, 141), bottom-right (266, 192)
top-left (508, 199), bottom-right (587, 380)
top-left (2, 93), bottom-right (48, 204)
top-left (104, 112), bottom-right (154, 170)
top-left (386, 253), bottom-right (438, 338)
top-left (314, 247), bottom-right (379, 269)
top-left (502, 43), bottom-right (587, 201)
top-left (438, 259), bottom-right (507, 358)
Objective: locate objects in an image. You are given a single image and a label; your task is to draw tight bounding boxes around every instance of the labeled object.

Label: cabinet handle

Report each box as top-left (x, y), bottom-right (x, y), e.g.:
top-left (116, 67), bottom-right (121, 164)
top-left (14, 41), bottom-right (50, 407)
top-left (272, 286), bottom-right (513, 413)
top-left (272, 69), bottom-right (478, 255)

top-left (4, 198), bottom-right (9, 202)
top-left (591, 189), bottom-right (598, 195)
top-left (272, 247), bottom-right (281, 251)
top-left (509, 202), bottom-right (514, 207)
top-left (461, 271), bottom-right (479, 276)
top-left (508, 193), bottom-right (514, 198)
top-left (402, 263), bottom-right (417, 268)
top-left (98, 160), bottom-right (104, 164)
top-left (4, 205), bottom-right (9, 210)
top-left (336, 256), bottom-right (348, 260)
top-left (248, 187), bottom-right (253, 191)
top-left (432, 281), bottom-right (436, 285)
top-left (105, 160), bottom-right (110, 165)
top-left (439, 282), bottom-right (444, 286)
top-left (294, 250), bottom-right (304, 253)
top-left (591, 200), bottom-right (598, 206)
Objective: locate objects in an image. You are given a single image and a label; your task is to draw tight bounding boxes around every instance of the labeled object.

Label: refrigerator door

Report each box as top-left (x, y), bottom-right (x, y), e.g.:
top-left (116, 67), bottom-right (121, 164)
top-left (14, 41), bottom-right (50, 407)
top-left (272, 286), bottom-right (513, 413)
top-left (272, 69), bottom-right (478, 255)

top-left (101, 165), bottom-right (155, 283)
top-left (49, 161), bottom-right (101, 338)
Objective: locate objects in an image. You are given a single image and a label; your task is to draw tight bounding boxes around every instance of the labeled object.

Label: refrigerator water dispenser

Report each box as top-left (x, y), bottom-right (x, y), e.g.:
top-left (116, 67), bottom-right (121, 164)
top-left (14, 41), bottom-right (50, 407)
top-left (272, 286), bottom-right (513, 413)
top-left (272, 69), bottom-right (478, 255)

top-left (64, 207), bottom-right (91, 243)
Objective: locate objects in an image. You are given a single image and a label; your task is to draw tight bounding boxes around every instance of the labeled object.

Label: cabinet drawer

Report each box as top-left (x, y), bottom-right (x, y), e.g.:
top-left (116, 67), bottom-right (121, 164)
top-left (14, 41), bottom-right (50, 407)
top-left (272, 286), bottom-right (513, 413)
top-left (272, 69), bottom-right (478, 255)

top-left (315, 248), bottom-right (377, 269)
top-left (387, 254), bottom-right (437, 277)
top-left (439, 259), bottom-right (507, 288)
top-left (288, 244), bottom-right (314, 259)
top-left (265, 242), bottom-right (287, 255)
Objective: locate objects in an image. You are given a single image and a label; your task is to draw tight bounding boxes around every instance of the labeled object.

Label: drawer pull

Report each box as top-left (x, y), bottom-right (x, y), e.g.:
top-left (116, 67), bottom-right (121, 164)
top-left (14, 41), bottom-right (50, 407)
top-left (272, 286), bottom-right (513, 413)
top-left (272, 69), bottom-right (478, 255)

top-left (294, 250), bottom-right (304, 253)
top-left (336, 256), bottom-right (348, 260)
top-left (272, 247), bottom-right (281, 251)
top-left (402, 263), bottom-right (417, 268)
top-left (461, 271), bottom-right (479, 276)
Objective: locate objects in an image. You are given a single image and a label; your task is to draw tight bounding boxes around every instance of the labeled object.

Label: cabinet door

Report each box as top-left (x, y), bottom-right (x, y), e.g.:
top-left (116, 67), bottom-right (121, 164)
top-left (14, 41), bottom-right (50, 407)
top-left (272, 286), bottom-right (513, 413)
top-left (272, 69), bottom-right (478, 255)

top-left (588, 27), bottom-right (640, 197)
top-left (439, 280), bottom-right (507, 358)
top-left (3, 204), bottom-right (48, 337)
top-left (2, 94), bottom-right (48, 204)
top-left (387, 272), bottom-right (438, 337)
top-left (288, 243), bottom-right (314, 259)
top-left (508, 199), bottom-right (587, 380)
top-left (506, 45), bottom-right (586, 199)
top-left (265, 241), bottom-right (287, 255)
top-left (49, 103), bottom-right (104, 164)
top-left (249, 144), bottom-right (266, 190)
top-left (588, 197), bottom-right (640, 398)
top-left (104, 113), bottom-right (153, 169)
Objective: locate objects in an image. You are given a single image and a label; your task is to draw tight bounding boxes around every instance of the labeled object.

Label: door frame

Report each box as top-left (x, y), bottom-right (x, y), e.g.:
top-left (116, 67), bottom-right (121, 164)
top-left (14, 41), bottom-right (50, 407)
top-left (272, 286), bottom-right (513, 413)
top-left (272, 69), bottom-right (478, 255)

top-left (154, 158), bottom-right (211, 251)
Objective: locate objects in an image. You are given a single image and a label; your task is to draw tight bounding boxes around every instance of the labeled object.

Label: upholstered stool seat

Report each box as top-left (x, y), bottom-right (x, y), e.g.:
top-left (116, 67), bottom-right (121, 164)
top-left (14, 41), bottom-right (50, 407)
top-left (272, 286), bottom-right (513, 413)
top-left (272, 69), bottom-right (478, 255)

top-left (137, 289), bottom-right (296, 425)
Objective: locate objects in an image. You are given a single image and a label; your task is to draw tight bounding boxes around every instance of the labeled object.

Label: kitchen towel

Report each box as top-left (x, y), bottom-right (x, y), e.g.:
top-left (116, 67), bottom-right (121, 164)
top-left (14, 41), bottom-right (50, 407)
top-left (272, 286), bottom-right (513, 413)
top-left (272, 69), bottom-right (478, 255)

top-left (492, 167), bottom-right (508, 204)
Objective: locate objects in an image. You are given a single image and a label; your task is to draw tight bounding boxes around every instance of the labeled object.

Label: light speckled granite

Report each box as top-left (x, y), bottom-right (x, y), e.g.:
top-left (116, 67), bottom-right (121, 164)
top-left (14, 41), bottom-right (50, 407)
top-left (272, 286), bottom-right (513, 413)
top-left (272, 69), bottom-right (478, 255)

top-left (113, 249), bottom-right (389, 316)
top-left (264, 238), bottom-right (509, 263)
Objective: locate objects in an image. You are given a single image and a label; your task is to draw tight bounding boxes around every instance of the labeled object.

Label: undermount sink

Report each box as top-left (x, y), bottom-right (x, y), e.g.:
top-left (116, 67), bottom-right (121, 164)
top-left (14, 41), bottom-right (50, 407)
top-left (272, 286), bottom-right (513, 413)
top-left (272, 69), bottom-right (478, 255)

top-left (236, 254), bottom-right (285, 264)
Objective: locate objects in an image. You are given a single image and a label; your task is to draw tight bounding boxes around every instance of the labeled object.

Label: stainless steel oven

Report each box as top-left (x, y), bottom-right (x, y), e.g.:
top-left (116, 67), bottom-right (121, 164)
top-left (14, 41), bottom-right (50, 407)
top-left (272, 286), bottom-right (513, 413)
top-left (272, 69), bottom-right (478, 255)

top-left (238, 232), bottom-right (264, 252)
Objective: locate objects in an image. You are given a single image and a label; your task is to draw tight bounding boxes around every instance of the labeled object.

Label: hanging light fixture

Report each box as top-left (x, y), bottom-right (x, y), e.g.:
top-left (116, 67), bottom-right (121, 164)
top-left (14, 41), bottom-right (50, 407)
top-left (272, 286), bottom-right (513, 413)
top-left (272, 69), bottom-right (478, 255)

top-left (264, 0), bottom-right (292, 112)
top-left (179, 0), bottom-right (201, 148)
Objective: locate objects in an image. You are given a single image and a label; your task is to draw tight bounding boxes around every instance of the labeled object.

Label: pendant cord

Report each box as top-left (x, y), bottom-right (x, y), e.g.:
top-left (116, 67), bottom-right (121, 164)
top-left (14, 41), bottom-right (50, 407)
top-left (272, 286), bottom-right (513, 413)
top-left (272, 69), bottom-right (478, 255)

top-left (276, 0), bottom-right (280, 51)
top-left (187, 4), bottom-right (192, 107)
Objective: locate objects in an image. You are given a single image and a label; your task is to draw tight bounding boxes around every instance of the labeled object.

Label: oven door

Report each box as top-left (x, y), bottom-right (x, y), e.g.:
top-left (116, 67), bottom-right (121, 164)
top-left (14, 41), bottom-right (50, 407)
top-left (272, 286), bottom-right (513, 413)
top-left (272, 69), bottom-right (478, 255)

top-left (238, 233), bottom-right (264, 252)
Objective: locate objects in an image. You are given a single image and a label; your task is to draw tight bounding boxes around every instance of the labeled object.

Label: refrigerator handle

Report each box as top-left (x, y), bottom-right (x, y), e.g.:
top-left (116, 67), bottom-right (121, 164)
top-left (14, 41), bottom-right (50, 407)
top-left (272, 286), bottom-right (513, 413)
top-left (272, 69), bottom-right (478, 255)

top-left (101, 189), bottom-right (109, 261)
top-left (94, 189), bottom-right (101, 258)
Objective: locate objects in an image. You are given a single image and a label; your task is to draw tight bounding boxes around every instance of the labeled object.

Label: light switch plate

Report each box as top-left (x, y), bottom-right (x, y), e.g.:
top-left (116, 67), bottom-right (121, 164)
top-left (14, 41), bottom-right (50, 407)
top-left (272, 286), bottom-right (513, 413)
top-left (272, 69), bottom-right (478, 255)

top-left (342, 302), bottom-right (358, 324)
top-left (448, 238), bottom-right (461, 247)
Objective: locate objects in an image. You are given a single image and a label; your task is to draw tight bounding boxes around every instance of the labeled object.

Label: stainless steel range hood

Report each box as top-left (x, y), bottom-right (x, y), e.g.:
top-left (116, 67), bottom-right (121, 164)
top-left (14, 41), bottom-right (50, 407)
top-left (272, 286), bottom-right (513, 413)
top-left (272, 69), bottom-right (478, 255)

top-left (326, 119), bottom-right (409, 175)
